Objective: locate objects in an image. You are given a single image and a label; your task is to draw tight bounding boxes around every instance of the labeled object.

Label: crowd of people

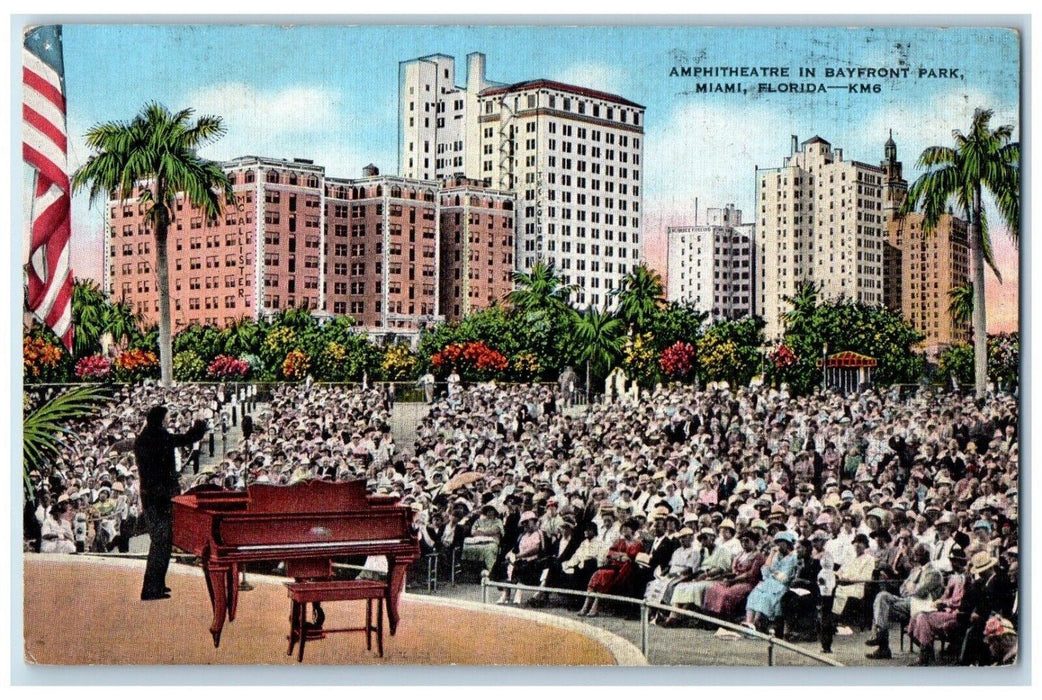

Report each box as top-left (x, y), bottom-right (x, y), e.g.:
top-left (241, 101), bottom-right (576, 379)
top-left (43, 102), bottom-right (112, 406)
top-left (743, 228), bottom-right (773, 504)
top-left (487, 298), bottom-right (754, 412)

top-left (24, 377), bottom-right (1019, 666)
top-left (25, 383), bottom-right (223, 555)
top-left (406, 382), bottom-right (1019, 666)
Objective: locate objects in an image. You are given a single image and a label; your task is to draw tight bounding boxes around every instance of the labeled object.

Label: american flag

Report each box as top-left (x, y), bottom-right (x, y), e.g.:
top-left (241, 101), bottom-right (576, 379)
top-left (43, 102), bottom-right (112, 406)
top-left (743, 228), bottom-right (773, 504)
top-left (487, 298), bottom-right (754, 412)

top-left (23, 25), bottom-right (73, 350)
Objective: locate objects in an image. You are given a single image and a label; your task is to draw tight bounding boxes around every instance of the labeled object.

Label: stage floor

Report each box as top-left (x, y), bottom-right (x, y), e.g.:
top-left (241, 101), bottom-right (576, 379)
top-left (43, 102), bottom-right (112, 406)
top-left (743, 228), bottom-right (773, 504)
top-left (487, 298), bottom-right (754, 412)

top-left (22, 555), bottom-right (628, 666)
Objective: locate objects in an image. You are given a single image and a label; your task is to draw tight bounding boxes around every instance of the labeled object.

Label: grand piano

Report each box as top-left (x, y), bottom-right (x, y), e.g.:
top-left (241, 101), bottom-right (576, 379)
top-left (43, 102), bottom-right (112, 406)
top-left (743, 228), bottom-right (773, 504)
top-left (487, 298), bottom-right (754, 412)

top-left (173, 479), bottom-right (418, 647)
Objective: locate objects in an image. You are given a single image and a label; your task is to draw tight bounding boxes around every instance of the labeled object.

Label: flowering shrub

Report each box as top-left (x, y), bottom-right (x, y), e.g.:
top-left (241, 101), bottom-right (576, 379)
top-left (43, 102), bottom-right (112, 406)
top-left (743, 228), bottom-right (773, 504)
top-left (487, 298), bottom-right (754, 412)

top-left (24, 335), bottom-right (64, 382)
top-left (381, 343), bottom-right (417, 380)
top-left (769, 344), bottom-right (797, 370)
top-left (431, 341), bottom-right (508, 381)
top-left (114, 348), bottom-right (159, 382)
top-left (511, 352), bottom-right (542, 382)
top-left (622, 332), bottom-right (656, 384)
top-left (173, 350), bottom-right (207, 382)
top-left (282, 349), bottom-right (311, 380)
top-left (695, 334), bottom-right (739, 384)
top-left (75, 355), bottom-right (112, 381)
top-left (240, 353), bottom-right (264, 375)
top-left (659, 341), bottom-right (696, 380)
top-left (315, 341), bottom-right (349, 382)
top-left (207, 354), bottom-right (251, 380)
top-left (261, 327), bottom-right (297, 369)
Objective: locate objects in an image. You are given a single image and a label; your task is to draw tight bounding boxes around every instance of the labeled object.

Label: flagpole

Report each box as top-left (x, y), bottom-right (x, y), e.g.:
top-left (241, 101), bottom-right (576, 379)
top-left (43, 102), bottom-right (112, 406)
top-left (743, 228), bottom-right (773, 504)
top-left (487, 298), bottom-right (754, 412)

top-left (24, 165), bottom-right (41, 329)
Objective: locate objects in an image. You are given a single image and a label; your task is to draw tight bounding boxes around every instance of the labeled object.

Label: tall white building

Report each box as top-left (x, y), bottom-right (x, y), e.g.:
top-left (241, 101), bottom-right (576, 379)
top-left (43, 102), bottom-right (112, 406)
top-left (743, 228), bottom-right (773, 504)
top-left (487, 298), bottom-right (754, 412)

top-left (757, 136), bottom-right (886, 341)
top-left (399, 52), bottom-right (645, 309)
top-left (666, 204), bottom-right (756, 319)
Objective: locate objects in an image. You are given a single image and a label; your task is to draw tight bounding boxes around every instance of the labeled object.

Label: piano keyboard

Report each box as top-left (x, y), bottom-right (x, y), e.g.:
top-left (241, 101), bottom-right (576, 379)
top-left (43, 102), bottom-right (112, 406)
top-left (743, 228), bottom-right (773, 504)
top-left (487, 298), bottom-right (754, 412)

top-left (236, 538), bottom-right (407, 552)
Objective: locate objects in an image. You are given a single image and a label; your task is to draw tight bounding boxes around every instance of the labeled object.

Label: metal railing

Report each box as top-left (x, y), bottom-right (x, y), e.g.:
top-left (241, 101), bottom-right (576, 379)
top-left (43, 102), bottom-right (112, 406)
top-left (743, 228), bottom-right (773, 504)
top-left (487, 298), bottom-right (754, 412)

top-left (479, 575), bottom-right (842, 667)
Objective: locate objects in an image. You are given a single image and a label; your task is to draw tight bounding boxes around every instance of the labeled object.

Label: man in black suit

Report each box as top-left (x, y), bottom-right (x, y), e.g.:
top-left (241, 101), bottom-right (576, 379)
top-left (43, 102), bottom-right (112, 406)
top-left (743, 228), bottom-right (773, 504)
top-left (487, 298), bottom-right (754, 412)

top-left (134, 405), bottom-right (207, 601)
top-left (635, 514), bottom-right (679, 595)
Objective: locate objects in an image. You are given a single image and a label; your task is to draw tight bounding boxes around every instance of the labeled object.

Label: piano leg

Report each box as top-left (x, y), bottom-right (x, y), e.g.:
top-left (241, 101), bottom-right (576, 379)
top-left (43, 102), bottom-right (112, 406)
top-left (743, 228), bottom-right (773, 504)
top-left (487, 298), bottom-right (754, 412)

top-left (386, 558), bottom-right (412, 636)
top-left (206, 562), bottom-right (231, 647)
top-left (227, 563), bottom-right (240, 622)
top-left (287, 600), bottom-right (300, 657)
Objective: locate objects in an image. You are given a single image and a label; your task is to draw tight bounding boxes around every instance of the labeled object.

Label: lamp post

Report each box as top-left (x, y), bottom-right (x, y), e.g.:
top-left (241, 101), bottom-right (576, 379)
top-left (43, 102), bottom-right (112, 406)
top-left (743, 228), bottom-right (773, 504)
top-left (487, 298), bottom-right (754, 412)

top-left (821, 343), bottom-right (828, 393)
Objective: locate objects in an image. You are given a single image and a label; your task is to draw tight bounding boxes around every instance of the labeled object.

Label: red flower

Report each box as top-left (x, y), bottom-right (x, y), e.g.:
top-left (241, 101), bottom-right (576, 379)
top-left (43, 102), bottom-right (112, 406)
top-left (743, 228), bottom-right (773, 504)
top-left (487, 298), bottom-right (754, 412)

top-left (659, 341), bottom-right (696, 378)
top-left (430, 341), bottom-right (507, 376)
top-left (75, 355), bottom-right (112, 380)
top-left (207, 354), bottom-right (250, 379)
top-left (769, 344), bottom-right (797, 369)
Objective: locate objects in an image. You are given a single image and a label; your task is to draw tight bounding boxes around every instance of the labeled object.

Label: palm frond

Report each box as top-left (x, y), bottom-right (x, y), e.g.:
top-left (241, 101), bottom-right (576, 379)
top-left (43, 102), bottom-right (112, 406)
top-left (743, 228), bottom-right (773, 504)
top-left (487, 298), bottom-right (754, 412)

top-left (23, 386), bottom-right (108, 492)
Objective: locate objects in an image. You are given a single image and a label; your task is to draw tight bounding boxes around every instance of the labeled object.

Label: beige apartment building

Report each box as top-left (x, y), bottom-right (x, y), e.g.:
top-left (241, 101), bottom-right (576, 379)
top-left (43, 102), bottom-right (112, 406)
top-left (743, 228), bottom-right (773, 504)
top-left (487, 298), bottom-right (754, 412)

top-left (757, 136), bottom-right (887, 341)
top-left (400, 52), bottom-right (644, 310)
top-left (881, 134), bottom-right (971, 355)
top-left (666, 204), bottom-right (756, 319)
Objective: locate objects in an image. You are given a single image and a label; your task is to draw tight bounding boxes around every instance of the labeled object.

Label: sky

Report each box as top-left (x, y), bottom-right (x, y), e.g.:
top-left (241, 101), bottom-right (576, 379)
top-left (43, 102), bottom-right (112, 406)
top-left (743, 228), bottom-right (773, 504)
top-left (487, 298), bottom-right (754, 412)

top-left (43, 22), bottom-right (1021, 332)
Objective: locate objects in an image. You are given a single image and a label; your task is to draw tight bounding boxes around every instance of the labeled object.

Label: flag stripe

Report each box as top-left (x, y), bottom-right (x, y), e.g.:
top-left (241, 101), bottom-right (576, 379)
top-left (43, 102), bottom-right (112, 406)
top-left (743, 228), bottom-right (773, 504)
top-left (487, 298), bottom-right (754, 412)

top-left (23, 101), bottom-right (67, 152)
top-left (23, 77), bottom-right (66, 131)
top-left (22, 56), bottom-right (65, 110)
top-left (23, 26), bottom-right (74, 350)
top-left (23, 127), bottom-right (68, 186)
top-left (39, 261), bottom-right (71, 325)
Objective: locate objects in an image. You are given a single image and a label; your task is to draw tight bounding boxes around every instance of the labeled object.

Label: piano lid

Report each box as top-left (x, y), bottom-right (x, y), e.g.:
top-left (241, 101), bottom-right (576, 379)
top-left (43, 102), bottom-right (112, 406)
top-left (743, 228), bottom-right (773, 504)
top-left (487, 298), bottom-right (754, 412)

top-left (176, 479), bottom-right (404, 514)
top-left (246, 479), bottom-right (368, 513)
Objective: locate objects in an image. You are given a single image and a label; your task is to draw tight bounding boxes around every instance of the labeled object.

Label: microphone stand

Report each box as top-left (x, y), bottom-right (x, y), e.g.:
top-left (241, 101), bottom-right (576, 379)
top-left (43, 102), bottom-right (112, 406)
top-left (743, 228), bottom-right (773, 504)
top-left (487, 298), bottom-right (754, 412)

top-left (238, 431), bottom-right (254, 593)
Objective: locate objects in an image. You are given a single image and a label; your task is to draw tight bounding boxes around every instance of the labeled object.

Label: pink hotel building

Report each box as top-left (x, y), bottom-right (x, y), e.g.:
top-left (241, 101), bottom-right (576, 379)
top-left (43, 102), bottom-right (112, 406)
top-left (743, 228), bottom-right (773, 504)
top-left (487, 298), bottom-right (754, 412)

top-left (105, 157), bottom-right (515, 335)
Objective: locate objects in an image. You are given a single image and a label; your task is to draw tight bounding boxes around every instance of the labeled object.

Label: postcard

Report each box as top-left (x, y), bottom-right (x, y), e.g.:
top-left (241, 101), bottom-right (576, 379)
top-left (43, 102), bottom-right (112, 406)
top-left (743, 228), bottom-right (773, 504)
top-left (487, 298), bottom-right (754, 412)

top-left (19, 20), bottom-right (1021, 674)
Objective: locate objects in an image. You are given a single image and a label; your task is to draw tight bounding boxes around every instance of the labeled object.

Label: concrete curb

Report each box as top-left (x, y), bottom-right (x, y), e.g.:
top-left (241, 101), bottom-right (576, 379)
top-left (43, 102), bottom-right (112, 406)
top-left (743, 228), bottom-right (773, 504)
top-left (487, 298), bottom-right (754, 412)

top-left (410, 594), bottom-right (648, 667)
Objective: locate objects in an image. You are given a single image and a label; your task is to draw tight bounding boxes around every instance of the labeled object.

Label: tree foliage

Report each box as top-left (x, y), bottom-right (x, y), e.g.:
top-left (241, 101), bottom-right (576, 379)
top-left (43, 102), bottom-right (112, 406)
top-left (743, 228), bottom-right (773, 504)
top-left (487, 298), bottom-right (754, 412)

top-left (902, 107), bottom-right (1019, 397)
top-left (72, 102), bottom-right (233, 385)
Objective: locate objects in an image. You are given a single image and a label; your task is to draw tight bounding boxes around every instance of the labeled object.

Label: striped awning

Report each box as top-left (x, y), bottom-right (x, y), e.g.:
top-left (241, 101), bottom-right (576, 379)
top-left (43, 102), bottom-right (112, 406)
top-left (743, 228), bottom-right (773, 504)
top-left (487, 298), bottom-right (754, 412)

top-left (818, 351), bottom-right (878, 368)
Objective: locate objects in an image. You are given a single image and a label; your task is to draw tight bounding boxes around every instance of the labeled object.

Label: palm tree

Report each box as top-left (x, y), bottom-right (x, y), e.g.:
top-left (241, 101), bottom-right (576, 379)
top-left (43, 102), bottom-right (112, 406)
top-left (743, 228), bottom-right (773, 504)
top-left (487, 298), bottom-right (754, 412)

top-left (571, 304), bottom-right (625, 396)
top-left (780, 280), bottom-right (819, 338)
top-left (23, 385), bottom-right (107, 496)
top-left (948, 282), bottom-right (974, 329)
top-left (506, 260), bottom-right (578, 320)
top-left (902, 108), bottom-right (1019, 397)
top-left (221, 318), bottom-right (262, 357)
top-left (72, 102), bottom-right (232, 386)
top-left (71, 279), bottom-right (108, 358)
top-left (612, 263), bottom-right (665, 331)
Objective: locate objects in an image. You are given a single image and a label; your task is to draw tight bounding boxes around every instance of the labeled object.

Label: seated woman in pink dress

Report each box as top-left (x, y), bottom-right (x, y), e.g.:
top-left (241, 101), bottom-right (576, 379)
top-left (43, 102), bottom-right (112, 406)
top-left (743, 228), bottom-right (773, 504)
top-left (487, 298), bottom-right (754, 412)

top-left (703, 530), bottom-right (765, 620)
top-left (578, 518), bottom-right (643, 618)
top-left (907, 547), bottom-right (968, 665)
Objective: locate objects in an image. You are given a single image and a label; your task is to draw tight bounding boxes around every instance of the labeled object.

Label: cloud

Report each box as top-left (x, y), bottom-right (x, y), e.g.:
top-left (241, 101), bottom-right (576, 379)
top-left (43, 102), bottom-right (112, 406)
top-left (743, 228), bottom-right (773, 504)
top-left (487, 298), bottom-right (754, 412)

top-left (555, 62), bottom-right (628, 95)
top-left (642, 98), bottom-right (785, 218)
top-left (188, 82), bottom-right (343, 137)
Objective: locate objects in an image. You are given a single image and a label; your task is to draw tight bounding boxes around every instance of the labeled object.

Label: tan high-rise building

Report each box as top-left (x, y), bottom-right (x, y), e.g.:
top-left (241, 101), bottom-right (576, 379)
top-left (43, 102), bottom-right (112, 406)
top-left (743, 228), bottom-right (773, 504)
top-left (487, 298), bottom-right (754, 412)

top-left (757, 136), bottom-right (887, 341)
top-left (881, 134), bottom-right (971, 354)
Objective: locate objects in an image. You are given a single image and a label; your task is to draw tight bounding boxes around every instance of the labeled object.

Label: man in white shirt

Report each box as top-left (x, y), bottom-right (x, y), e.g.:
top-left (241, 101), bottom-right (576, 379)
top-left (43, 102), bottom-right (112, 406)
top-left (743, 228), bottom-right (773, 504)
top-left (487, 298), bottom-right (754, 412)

top-left (930, 513), bottom-right (959, 573)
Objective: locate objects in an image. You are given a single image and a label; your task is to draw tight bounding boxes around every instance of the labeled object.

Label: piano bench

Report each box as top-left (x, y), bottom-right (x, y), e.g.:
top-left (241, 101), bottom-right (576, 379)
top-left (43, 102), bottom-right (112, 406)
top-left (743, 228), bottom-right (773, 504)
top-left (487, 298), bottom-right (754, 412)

top-left (284, 580), bottom-right (387, 662)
